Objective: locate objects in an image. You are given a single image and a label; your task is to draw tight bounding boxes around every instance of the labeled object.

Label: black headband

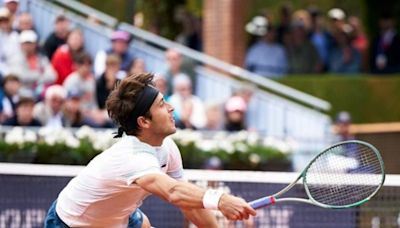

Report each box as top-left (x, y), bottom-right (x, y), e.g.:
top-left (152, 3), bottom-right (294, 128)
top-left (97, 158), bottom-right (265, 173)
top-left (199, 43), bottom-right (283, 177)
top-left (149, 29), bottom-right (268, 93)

top-left (114, 85), bottom-right (159, 138)
top-left (131, 85), bottom-right (159, 118)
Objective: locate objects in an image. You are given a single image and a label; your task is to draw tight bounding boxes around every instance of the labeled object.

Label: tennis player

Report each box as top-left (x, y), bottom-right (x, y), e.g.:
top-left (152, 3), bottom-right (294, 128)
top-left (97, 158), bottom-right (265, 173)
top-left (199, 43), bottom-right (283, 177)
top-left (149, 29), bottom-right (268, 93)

top-left (44, 73), bottom-right (256, 228)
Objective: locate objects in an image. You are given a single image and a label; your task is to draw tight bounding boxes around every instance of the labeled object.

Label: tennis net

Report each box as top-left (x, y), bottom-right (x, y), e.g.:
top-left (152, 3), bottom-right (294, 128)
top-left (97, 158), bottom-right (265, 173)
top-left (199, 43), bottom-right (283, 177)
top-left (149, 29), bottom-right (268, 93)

top-left (0, 163), bottom-right (399, 228)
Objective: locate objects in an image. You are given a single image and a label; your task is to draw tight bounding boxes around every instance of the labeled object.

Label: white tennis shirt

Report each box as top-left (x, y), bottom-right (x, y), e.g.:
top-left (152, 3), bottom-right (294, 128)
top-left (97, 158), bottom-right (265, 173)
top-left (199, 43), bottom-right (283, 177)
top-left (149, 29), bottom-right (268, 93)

top-left (56, 135), bottom-right (184, 227)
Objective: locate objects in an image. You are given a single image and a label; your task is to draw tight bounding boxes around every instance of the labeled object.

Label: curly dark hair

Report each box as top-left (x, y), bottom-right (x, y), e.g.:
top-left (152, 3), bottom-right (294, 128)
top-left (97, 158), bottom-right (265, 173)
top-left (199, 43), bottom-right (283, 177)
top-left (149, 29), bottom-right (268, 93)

top-left (106, 73), bottom-right (155, 136)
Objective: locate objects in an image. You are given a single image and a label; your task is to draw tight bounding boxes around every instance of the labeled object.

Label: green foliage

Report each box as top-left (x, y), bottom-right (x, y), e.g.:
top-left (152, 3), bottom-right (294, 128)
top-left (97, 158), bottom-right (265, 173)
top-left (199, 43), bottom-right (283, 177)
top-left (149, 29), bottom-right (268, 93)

top-left (135, 0), bottom-right (185, 39)
top-left (79, 0), bottom-right (129, 22)
top-left (175, 136), bottom-right (291, 171)
top-left (277, 75), bottom-right (400, 123)
top-left (0, 133), bottom-right (290, 171)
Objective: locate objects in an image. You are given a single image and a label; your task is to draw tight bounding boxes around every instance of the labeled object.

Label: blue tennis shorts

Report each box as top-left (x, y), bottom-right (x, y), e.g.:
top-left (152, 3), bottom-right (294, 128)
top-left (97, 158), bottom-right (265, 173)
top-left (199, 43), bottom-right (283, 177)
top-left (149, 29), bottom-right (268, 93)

top-left (44, 200), bottom-right (144, 228)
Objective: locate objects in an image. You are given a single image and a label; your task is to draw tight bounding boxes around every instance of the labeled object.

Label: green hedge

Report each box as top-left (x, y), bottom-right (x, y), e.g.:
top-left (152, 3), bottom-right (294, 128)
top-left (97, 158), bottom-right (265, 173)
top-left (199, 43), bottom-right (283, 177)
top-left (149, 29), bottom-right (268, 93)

top-left (0, 127), bottom-right (291, 171)
top-left (277, 75), bottom-right (400, 123)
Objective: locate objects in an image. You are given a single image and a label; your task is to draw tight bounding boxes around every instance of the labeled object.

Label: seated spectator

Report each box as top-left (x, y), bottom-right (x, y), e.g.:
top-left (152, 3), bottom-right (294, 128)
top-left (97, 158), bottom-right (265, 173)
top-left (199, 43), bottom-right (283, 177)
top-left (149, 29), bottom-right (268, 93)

top-left (52, 28), bottom-right (85, 85)
top-left (15, 12), bottom-right (35, 34)
top-left (245, 16), bottom-right (288, 78)
top-left (62, 89), bottom-right (98, 128)
top-left (204, 102), bottom-right (224, 131)
top-left (370, 12), bottom-right (400, 74)
top-left (96, 54), bottom-right (121, 110)
top-left (3, 94), bottom-right (41, 127)
top-left (128, 58), bottom-right (146, 75)
top-left (3, 0), bottom-right (19, 29)
top-left (33, 85), bottom-right (66, 129)
top-left (63, 52), bottom-right (97, 112)
top-left (168, 73), bottom-right (206, 129)
top-left (163, 48), bottom-right (196, 96)
top-left (232, 84), bottom-right (255, 104)
top-left (0, 7), bottom-right (20, 76)
top-left (329, 24), bottom-right (361, 74)
top-left (9, 30), bottom-right (56, 97)
top-left (94, 30), bottom-right (134, 78)
top-left (286, 20), bottom-right (322, 74)
top-left (1, 74), bottom-right (21, 121)
top-left (152, 74), bottom-right (169, 100)
top-left (224, 96), bottom-right (247, 132)
top-left (43, 15), bottom-right (70, 60)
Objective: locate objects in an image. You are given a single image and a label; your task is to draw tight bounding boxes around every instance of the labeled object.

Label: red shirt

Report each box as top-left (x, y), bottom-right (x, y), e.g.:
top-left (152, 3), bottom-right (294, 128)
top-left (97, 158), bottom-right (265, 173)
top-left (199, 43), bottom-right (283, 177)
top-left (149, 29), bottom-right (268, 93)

top-left (51, 45), bottom-right (75, 85)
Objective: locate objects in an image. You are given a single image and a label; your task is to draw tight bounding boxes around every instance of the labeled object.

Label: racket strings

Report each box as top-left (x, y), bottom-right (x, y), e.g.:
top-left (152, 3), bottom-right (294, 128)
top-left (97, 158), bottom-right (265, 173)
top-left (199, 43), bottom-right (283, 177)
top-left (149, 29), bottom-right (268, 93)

top-left (304, 143), bottom-right (383, 207)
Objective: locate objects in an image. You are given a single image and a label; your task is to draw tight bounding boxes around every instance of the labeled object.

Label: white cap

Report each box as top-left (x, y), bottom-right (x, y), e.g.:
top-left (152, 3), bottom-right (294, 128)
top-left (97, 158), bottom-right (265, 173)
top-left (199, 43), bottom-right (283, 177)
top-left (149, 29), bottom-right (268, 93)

top-left (5, 0), bottom-right (19, 3)
top-left (173, 73), bottom-right (192, 88)
top-left (328, 8), bottom-right (346, 20)
top-left (19, 30), bottom-right (38, 43)
top-left (0, 7), bottom-right (10, 18)
top-left (245, 16), bottom-right (269, 36)
top-left (45, 85), bottom-right (67, 101)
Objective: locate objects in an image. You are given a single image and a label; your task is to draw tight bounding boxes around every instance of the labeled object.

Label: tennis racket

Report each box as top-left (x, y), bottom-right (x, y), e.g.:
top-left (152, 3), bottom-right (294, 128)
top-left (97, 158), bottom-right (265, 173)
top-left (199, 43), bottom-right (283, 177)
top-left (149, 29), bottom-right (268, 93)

top-left (249, 140), bottom-right (385, 209)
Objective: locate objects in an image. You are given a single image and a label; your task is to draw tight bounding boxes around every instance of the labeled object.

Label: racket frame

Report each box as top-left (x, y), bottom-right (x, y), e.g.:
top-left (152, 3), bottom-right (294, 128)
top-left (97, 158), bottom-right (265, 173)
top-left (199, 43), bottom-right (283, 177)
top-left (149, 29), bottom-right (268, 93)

top-left (302, 140), bottom-right (385, 209)
top-left (250, 140), bottom-right (386, 209)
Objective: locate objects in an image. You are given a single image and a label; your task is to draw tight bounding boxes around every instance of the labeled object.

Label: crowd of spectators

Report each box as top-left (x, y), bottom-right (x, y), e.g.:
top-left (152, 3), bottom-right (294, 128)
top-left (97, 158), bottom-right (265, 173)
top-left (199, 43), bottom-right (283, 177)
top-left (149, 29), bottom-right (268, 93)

top-left (3, 1), bottom-right (380, 134)
top-left (0, 0), bottom-right (252, 133)
top-left (0, 1), bottom-right (124, 130)
top-left (244, 5), bottom-right (400, 77)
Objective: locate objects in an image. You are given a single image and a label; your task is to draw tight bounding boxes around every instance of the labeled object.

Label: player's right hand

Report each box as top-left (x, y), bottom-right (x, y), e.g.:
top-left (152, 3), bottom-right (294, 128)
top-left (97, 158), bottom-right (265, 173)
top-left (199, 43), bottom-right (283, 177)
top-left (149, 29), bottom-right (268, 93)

top-left (218, 194), bottom-right (257, 220)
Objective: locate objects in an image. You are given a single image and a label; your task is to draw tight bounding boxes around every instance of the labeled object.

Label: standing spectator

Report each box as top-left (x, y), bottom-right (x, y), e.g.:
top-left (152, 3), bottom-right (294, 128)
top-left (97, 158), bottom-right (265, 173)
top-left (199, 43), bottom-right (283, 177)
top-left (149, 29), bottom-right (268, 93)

top-left (286, 21), bottom-right (322, 74)
top-left (308, 7), bottom-right (334, 72)
top-left (276, 3), bottom-right (293, 45)
top-left (245, 16), bottom-right (288, 78)
top-left (1, 74), bottom-right (21, 121)
top-left (33, 85), bottom-right (66, 129)
top-left (348, 16), bottom-right (369, 72)
top-left (327, 8), bottom-right (347, 35)
top-left (224, 96), bottom-right (247, 132)
top-left (0, 7), bottom-right (20, 76)
top-left (3, 95), bottom-right (41, 127)
top-left (51, 29), bottom-right (85, 85)
top-left (168, 73), bottom-right (206, 129)
top-left (174, 6), bottom-right (202, 51)
top-left (329, 24), bottom-right (361, 74)
top-left (96, 54), bottom-right (120, 110)
top-left (333, 111), bottom-right (354, 142)
top-left (94, 30), bottom-right (134, 78)
top-left (370, 12), bottom-right (400, 74)
top-left (43, 15), bottom-right (70, 60)
top-left (9, 30), bottom-right (56, 97)
top-left (163, 48), bottom-right (195, 96)
top-left (63, 52), bottom-right (96, 112)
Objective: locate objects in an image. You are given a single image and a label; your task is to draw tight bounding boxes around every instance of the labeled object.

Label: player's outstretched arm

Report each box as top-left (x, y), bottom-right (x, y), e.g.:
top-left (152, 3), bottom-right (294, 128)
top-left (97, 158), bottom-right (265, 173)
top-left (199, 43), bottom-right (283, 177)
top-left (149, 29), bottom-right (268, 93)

top-left (135, 173), bottom-right (256, 220)
top-left (181, 208), bottom-right (218, 228)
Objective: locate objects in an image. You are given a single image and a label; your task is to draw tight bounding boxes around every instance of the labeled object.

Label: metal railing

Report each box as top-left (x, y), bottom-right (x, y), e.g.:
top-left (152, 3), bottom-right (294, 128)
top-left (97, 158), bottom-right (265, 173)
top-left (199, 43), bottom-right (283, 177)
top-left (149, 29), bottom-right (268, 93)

top-left (50, 0), bottom-right (118, 28)
top-left (118, 22), bottom-right (331, 111)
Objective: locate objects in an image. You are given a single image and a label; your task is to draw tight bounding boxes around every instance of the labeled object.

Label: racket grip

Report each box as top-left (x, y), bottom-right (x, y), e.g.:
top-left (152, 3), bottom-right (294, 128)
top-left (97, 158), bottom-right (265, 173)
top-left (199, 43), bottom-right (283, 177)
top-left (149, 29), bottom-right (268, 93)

top-left (249, 196), bottom-right (276, 209)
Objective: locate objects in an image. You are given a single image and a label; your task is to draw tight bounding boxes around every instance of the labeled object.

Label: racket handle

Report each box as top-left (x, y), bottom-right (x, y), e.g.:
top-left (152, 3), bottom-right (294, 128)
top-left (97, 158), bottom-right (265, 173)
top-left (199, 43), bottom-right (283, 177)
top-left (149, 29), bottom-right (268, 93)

top-left (249, 196), bottom-right (276, 209)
